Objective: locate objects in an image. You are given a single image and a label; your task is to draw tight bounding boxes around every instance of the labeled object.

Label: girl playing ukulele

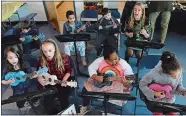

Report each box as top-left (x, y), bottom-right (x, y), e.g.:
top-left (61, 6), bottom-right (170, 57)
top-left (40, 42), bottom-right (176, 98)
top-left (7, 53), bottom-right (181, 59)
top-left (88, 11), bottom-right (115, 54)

top-left (140, 51), bottom-right (186, 115)
top-left (1, 46), bottom-right (39, 108)
top-left (37, 39), bottom-right (72, 114)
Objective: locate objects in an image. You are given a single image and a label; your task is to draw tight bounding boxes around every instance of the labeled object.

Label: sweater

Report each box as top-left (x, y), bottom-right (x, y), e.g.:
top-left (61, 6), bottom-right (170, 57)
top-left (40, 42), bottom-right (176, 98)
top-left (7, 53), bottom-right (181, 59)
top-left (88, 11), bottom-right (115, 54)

top-left (139, 61), bottom-right (185, 103)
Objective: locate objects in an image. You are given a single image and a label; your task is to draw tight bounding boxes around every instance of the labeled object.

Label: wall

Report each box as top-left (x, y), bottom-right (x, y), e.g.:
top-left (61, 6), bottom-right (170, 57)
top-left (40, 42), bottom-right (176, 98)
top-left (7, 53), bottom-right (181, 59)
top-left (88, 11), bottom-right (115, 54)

top-left (2, 1), bottom-right (47, 22)
top-left (74, 1), bottom-right (124, 20)
top-left (2, 1), bottom-right (125, 22)
top-left (26, 2), bottom-right (47, 21)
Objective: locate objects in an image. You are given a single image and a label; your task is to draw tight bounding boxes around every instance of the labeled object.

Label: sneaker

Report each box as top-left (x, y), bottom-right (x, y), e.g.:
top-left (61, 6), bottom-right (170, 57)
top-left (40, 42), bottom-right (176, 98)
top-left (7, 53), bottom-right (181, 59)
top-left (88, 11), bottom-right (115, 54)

top-left (24, 101), bottom-right (31, 108)
top-left (82, 59), bottom-right (87, 66)
top-left (79, 105), bottom-right (91, 115)
top-left (33, 99), bottom-right (40, 107)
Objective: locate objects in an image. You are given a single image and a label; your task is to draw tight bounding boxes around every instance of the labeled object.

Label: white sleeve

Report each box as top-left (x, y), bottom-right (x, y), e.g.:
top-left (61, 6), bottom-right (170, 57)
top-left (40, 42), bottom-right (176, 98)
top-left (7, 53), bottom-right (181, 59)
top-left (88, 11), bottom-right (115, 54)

top-left (120, 59), bottom-right (134, 75)
top-left (88, 57), bottom-right (104, 77)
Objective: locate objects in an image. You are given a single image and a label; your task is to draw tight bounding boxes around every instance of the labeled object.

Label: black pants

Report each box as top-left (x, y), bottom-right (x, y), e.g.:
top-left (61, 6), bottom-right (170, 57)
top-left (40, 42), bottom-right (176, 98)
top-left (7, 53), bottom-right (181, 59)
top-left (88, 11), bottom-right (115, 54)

top-left (43, 84), bottom-right (71, 115)
top-left (96, 34), bottom-right (118, 56)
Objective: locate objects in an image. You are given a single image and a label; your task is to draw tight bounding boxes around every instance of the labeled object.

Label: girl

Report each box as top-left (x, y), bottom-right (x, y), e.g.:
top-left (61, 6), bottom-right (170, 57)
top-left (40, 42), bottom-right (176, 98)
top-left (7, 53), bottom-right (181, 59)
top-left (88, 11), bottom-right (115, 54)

top-left (63, 10), bottom-right (87, 66)
top-left (80, 46), bottom-right (134, 114)
top-left (37, 39), bottom-right (72, 114)
top-left (124, 2), bottom-right (151, 65)
top-left (1, 46), bottom-right (39, 108)
top-left (139, 51), bottom-right (186, 115)
top-left (14, 20), bottom-right (42, 54)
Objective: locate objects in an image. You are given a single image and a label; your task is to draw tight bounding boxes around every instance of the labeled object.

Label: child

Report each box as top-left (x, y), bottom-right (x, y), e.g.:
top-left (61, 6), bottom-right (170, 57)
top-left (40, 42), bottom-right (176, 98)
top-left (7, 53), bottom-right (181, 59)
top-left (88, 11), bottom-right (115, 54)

top-left (96, 8), bottom-right (120, 57)
top-left (124, 2), bottom-right (151, 65)
top-left (37, 39), bottom-right (72, 114)
top-left (79, 46), bottom-right (134, 114)
top-left (139, 51), bottom-right (186, 115)
top-left (1, 46), bottom-right (39, 108)
top-left (14, 20), bottom-right (42, 54)
top-left (63, 10), bottom-right (87, 66)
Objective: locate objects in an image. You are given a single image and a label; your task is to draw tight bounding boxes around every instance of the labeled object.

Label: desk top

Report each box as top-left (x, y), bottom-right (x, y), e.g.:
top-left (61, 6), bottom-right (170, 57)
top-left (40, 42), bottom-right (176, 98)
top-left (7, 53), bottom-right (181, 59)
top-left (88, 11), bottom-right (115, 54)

top-left (55, 33), bottom-right (91, 42)
top-left (2, 35), bottom-right (22, 46)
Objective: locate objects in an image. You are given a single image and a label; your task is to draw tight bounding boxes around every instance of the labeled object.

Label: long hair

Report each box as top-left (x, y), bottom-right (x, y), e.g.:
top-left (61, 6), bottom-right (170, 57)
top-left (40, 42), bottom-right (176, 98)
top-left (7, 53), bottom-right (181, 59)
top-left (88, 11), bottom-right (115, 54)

top-left (129, 2), bottom-right (146, 29)
top-left (4, 46), bottom-right (24, 72)
top-left (40, 39), bottom-right (65, 72)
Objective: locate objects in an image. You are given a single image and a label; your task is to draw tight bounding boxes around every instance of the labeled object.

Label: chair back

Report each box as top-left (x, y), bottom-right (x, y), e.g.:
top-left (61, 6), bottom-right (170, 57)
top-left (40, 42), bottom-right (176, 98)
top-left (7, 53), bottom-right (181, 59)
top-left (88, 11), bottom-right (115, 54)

top-left (80, 9), bottom-right (98, 22)
top-left (110, 9), bottom-right (121, 19)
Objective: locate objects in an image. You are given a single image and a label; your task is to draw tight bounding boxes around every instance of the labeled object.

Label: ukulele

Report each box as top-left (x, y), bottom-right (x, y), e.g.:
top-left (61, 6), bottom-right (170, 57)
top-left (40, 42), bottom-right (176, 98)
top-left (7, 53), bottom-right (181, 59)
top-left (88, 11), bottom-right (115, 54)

top-left (5, 67), bottom-right (48, 86)
top-left (41, 73), bottom-right (77, 88)
top-left (102, 23), bottom-right (121, 29)
top-left (149, 83), bottom-right (186, 100)
top-left (94, 74), bottom-right (136, 88)
top-left (76, 21), bottom-right (91, 33)
top-left (23, 33), bottom-right (45, 44)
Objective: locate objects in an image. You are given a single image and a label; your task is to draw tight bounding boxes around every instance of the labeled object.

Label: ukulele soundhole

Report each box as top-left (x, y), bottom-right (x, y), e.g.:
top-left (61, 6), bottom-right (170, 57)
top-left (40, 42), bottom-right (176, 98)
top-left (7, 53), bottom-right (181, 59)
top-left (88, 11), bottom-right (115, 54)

top-left (42, 75), bottom-right (45, 79)
top-left (16, 77), bottom-right (20, 80)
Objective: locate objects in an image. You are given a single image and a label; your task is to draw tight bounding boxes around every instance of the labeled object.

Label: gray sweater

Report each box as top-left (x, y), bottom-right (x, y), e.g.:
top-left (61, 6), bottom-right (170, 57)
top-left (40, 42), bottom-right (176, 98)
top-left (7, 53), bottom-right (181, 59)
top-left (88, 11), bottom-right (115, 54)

top-left (139, 61), bottom-right (185, 103)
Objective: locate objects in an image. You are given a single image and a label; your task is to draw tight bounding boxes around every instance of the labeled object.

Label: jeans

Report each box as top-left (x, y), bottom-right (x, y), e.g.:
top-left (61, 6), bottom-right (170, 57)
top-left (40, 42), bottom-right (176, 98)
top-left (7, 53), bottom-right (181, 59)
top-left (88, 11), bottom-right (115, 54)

top-left (64, 41), bottom-right (86, 57)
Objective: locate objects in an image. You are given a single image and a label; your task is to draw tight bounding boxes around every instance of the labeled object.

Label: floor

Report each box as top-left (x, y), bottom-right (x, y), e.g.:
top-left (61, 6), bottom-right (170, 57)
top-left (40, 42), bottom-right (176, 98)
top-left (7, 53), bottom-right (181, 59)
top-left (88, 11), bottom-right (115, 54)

top-left (1, 23), bottom-right (186, 115)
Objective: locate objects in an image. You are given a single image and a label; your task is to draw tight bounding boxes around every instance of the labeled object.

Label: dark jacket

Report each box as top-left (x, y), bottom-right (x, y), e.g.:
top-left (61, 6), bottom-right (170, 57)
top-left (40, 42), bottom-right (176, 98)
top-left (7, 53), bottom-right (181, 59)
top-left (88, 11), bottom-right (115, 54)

top-left (96, 16), bottom-right (120, 34)
top-left (148, 1), bottom-right (173, 13)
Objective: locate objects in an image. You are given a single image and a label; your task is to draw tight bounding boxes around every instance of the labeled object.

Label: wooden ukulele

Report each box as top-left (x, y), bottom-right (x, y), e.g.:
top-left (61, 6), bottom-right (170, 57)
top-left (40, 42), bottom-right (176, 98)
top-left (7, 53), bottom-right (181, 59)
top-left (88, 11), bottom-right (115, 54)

top-left (41, 73), bottom-right (77, 88)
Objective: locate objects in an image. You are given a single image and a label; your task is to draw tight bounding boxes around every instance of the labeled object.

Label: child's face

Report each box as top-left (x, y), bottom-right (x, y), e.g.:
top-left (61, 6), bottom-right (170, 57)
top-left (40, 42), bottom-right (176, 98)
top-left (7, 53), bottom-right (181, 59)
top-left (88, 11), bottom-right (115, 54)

top-left (68, 15), bottom-right (75, 23)
top-left (42, 43), bottom-right (55, 60)
top-left (133, 5), bottom-right (143, 20)
top-left (7, 51), bottom-right (19, 66)
top-left (104, 13), bottom-right (111, 20)
top-left (106, 52), bottom-right (119, 66)
top-left (169, 70), bottom-right (180, 79)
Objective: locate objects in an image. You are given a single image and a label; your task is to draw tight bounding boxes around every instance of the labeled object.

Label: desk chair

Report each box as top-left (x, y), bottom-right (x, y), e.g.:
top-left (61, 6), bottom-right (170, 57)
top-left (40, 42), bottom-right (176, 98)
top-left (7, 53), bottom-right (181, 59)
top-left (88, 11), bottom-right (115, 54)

top-left (2, 34), bottom-right (23, 57)
top-left (79, 92), bottom-right (136, 115)
top-left (17, 54), bottom-right (39, 114)
top-left (109, 9), bottom-right (121, 20)
top-left (2, 87), bottom-right (58, 115)
top-left (80, 9), bottom-right (98, 22)
top-left (134, 54), bottom-right (161, 114)
top-left (55, 34), bottom-right (91, 77)
top-left (139, 88), bottom-right (186, 115)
